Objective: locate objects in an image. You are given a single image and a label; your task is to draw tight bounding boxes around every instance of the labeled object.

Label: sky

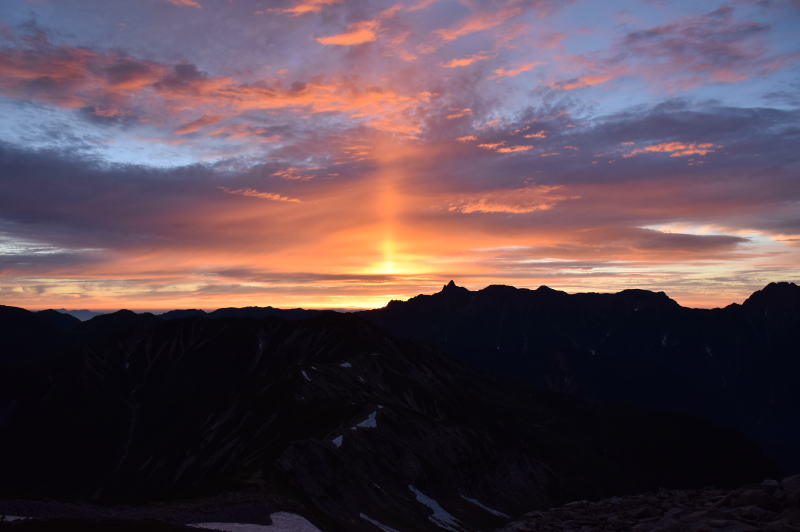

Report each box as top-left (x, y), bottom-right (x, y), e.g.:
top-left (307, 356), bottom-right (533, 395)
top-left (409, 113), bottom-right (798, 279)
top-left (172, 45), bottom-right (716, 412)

top-left (0, 0), bottom-right (799, 311)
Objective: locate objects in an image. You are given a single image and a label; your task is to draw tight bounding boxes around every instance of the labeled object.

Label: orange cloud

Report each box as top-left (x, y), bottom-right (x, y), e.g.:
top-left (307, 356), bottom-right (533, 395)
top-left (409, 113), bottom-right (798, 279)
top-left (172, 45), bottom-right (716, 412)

top-left (625, 142), bottom-right (719, 158)
top-left (275, 0), bottom-right (342, 16)
top-left (166, 0), bottom-right (201, 7)
top-left (272, 167), bottom-right (318, 181)
top-left (478, 141), bottom-right (532, 153)
top-left (496, 145), bottom-right (533, 153)
top-left (523, 130), bottom-right (547, 139)
top-left (456, 135), bottom-right (477, 142)
top-left (448, 185), bottom-right (567, 214)
top-left (441, 52), bottom-right (491, 68)
top-left (316, 20), bottom-right (378, 45)
top-left (478, 142), bottom-right (505, 150)
top-left (174, 115), bottom-right (223, 135)
top-left (556, 73), bottom-right (616, 90)
top-left (492, 61), bottom-right (543, 78)
top-left (219, 186), bottom-right (301, 203)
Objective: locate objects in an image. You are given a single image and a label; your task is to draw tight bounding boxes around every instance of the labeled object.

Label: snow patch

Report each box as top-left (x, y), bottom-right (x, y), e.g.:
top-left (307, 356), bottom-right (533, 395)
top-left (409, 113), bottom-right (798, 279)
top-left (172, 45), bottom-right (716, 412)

top-left (332, 435), bottom-right (343, 448)
top-left (0, 516), bottom-right (29, 522)
top-left (301, 370), bottom-right (311, 382)
top-left (408, 485), bottom-right (463, 532)
top-left (355, 410), bottom-right (377, 429)
top-left (339, 362), bottom-right (352, 368)
top-left (460, 495), bottom-right (509, 518)
top-left (191, 512), bottom-right (321, 532)
top-left (360, 513), bottom-right (400, 532)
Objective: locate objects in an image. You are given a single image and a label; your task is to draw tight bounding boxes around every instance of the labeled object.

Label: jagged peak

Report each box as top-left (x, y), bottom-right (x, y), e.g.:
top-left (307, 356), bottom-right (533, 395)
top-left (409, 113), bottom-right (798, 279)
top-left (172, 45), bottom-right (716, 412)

top-left (743, 281), bottom-right (799, 307)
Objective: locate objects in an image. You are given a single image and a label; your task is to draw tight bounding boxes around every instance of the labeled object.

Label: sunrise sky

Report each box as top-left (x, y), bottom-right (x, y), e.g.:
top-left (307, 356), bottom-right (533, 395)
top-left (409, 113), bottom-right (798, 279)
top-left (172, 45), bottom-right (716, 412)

top-left (0, 0), bottom-right (798, 311)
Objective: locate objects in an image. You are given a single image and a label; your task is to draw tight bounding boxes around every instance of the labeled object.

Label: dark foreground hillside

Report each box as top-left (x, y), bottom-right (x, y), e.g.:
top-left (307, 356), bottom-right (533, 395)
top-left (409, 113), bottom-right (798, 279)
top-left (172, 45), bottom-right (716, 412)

top-left (499, 475), bottom-right (800, 531)
top-left (362, 281), bottom-right (800, 473)
top-left (0, 307), bottom-right (778, 531)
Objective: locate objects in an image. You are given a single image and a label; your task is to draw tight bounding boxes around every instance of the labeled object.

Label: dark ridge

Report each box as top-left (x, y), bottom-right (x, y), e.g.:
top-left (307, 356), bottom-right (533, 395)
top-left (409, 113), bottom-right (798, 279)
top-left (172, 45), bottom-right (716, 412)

top-left (0, 308), bottom-right (777, 531)
top-left (742, 281), bottom-right (800, 309)
top-left (360, 281), bottom-right (800, 473)
top-left (208, 306), bottom-right (319, 320)
top-left (157, 309), bottom-right (207, 320)
top-left (34, 309), bottom-right (82, 329)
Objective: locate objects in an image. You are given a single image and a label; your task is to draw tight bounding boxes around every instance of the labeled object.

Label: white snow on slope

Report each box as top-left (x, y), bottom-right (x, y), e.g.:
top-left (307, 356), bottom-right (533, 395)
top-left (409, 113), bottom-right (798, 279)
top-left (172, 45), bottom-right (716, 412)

top-left (408, 485), bottom-right (463, 532)
top-left (339, 362), bottom-right (352, 368)
top-left (460, 495), bottom-right (509, 518)
top-left (332, 435), bottom-right (343, 448)
top-left (359, 513), bottom-right (400, 532)
top-left (0, 516), bottom-right (29, 522)
top-left (301, 370), bottom-right (311, 382)
top-left (191, 512), bottom-right (321, 532)
top-left (354, 410), bottom-right (377, 429)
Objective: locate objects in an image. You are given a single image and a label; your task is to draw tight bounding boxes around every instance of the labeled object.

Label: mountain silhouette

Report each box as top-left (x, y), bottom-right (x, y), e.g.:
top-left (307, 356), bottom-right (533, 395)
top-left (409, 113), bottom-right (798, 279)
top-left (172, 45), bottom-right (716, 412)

top-left (0, 300), bottom-right (780, 531)
top-left (360, 281), bottom-right (800, 473)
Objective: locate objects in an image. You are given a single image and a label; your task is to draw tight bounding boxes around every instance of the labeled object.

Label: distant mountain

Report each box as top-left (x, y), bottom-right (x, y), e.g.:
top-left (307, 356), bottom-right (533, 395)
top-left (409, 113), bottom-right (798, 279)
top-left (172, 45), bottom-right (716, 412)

top-left (49, 306), bottom-right (319, 322)
top-left (361, 281), bottom-right (800, 473)
top-left (0, 308), bottom-right (776, 531)
top-left (53, 308), bottom-right (102, 321)
top-left (205, 306), bottom-right (319, 320)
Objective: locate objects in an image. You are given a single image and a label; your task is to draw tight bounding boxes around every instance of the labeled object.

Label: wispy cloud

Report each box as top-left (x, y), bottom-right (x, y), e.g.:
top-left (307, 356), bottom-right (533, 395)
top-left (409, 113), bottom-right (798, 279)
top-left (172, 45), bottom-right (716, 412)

top-left (492, 62), bottom-right (543, 78)
top-left (218, 186), bottom-right (301, 203)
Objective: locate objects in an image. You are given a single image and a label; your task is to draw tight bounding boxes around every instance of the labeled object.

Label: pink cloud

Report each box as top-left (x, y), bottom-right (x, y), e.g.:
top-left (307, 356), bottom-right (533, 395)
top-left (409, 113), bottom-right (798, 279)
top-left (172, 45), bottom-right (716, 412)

top-left (435, 7), bottom-right (520, 41)
top-left (316, 20), bottom-right (378, 45)
top-left (492, 61), bottom-right (543, 78)
top-left (174, 115), bottom-right (223, 135)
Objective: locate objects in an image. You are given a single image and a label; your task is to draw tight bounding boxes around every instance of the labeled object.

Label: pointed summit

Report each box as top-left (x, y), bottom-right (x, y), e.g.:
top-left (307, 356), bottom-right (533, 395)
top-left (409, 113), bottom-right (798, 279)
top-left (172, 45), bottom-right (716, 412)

top-left (439, 280), bottom-right (470, 299)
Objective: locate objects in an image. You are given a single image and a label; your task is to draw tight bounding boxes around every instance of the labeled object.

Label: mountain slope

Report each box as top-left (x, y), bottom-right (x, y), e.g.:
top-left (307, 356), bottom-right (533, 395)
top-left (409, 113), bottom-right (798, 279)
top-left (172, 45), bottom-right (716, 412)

top-left (360, 281), bottom-right (800, 473)
top-left (0, 309), bottom-right (777, 531)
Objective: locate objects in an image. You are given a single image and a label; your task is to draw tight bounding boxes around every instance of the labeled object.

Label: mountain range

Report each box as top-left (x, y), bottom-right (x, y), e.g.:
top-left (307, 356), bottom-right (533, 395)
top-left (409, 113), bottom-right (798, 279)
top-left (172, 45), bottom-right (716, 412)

top-left (0, 281), bottom-right (796, 530)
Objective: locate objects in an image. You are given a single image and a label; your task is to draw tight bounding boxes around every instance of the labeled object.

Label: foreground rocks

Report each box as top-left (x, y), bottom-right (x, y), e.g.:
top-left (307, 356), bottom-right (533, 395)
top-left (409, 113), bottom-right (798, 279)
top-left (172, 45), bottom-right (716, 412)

top-left (497, 475), bottom-right (800, 531)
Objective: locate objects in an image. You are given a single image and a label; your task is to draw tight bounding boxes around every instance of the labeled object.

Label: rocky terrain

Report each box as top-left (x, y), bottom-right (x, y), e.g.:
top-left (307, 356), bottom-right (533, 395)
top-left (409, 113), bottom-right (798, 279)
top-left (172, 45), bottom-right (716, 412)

top-left (498, 475), bottom-right (800, 531)
top-left (0, 302), bottom-right (779, 531)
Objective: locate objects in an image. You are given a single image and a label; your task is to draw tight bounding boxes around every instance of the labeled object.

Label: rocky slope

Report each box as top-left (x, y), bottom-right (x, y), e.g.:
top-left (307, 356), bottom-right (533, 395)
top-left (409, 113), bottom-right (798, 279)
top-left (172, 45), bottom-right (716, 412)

top-left (361, 281), bottom-right (800, 472)
top-left (0, 309), bottom-right (777, 531)
top-left (497, 475), bottom-right (800, 531)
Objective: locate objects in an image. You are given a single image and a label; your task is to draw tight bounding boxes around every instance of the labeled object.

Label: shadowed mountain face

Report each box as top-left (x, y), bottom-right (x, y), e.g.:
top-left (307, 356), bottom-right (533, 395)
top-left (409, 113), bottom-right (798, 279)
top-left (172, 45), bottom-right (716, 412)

top-left (0, 307), bottom-right (778, 531)
top-left (361, 281), bottom-right (800, 474)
